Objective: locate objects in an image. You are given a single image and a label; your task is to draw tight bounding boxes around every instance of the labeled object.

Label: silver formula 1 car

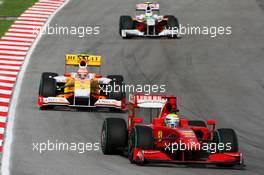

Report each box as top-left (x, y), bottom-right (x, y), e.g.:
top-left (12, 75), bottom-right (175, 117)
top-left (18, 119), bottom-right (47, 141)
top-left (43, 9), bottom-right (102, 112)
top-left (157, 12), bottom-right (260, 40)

top-left (119, 2), bottom-right (179, 38)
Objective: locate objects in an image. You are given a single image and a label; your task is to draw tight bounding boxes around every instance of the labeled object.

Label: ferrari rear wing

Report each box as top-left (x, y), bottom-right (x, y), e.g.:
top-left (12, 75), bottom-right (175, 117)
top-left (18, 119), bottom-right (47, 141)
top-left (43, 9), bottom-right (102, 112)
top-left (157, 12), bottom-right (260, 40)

top-left (136, 3), bottom-right (160, 11)
top-left (129, 94), bottom-right (167, 108)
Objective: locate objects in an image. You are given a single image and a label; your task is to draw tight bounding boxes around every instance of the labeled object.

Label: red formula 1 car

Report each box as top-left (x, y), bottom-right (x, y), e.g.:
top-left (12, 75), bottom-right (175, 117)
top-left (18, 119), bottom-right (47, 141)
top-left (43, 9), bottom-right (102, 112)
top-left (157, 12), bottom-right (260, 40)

top-left (101, 94), bottom-right (244, 167)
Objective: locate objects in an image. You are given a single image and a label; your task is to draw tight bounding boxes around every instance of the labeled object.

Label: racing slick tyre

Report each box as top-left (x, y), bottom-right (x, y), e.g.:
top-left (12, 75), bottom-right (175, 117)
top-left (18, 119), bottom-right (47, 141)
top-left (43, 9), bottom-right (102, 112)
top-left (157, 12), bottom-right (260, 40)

top-left (128, 125), bottom-right (154, 164)
top-left (39, 76), bottom-right (56, 110)
top-left (101, 118), bottom-right (127, 155)
top-left (213, 128), bottom-right (239, 167)
top-left (107, 75), bottom-right (124, 82)
top-left (41, 72), bottom-right (58, 79)
top-left (188, 120), bottom-right (207, 127)
top-left (166, 15), bottom-right (179, 39)
top-left (107, 75), bottom-right (125, 101)
top-left (213, 128), bottom-right (239, 152)
top-left (119, 15), bottom-right (133, 39)
top-left (39, 72), bottom-right (58, 97)
top-left (39, 77), bottom-right (56, 97)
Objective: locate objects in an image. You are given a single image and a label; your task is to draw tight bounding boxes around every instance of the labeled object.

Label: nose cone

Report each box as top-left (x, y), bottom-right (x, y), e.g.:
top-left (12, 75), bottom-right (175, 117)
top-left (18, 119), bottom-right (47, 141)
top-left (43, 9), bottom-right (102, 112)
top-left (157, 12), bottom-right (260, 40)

top-left (179, 138), bottom-right (200, 151)
top-left (177, 129), bottom-right (200, 150)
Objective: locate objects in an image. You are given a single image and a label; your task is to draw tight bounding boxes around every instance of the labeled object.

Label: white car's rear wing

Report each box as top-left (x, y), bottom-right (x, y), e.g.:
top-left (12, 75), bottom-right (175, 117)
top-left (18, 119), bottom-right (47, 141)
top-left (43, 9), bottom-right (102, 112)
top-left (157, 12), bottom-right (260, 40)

top-left (136, 3), bottom-right (160, 11)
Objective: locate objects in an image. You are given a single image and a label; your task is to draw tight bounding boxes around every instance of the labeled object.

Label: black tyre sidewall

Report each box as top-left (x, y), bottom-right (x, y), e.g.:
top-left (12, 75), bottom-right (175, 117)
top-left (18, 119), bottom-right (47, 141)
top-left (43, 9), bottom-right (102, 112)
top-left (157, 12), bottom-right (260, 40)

top-left (107, 75), bottom-right (125, 101)
top-left (119, 16), bottom-right (133, 38)
top-left (101, 118), bottom-right (127, 155)
top-left (213, 128), bottom-right (239, 152)
top-left (166, 15), bottom-right (179, 38)
top-left (39, 78), bottom-right (56, 97)
top-left (41, 72), bottom-right (58, 79)
top-left (128, 125), bottom-right (154, 163)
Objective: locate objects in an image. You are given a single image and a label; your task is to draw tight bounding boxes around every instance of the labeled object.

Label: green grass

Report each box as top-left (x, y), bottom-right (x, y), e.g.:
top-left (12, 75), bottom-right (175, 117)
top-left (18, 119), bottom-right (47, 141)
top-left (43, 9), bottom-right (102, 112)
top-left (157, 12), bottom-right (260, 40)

top-left (0, 0), bottom-right (38, 38)
top-left (0, 20), bottom-right (15, 37)
top-left (0, 0), bottom-right (37, 16)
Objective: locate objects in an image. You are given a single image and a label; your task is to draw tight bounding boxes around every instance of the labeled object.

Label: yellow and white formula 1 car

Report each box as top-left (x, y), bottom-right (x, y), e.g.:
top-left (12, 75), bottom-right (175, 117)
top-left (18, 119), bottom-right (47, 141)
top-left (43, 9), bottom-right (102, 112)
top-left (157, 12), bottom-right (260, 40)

top-left (38, 54), bottom-right (126, 111)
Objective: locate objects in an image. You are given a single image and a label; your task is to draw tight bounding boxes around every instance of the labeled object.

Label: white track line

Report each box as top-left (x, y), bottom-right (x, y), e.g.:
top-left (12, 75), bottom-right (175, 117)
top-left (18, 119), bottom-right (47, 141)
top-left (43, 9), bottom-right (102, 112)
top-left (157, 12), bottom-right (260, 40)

top-left (0, 90), bottom-right (12, 95)
top-left (0, 50), bottom-right (27, 55)
top-left (1, 1), bottom-right (70, 175)
top-left (17, 17), bottom-right (47, 22)
top-left (21, 13), bottom-right (49, 18)
top-left (0, 128), bottom-right (5, 134)
top-left (0, 65), bottom-right (20, 70)
top-left (0, 106), bottom-right (8, 113)
top-left (8, 28), bottom-right (36, 33)
top-left (0, 41), bottom-right (31, 46)
top-left (2, 37), bottom-right (34, 42)
top-left (0, 71), bottom-right (18, 75)
top-left (33, 5), bottom-right (58, 9)
top-left (0, 46), bottom-right (29, 51)
top-left (25, 10), bottom-right (53, 15)
top-left (0, 98), bottom-right (10, 103)
top-left (37, 2), bottom-right (62, 5)
top-left (0, 60), bottom-right (23, 65)
top-left (28, 7), bottom-right (55, 12)
top-left (5, 32), bottom-right (37, 38)
top-left (0, 83), bottom-right (14, 88)
top-left (0, 56), bottom-right (25, 60)
top-left (0, 116), bottom-right (7, 123)
top-left (14, 21), bottom-right (44, 25)
top-left (10, 24), bottom-right (36, 29)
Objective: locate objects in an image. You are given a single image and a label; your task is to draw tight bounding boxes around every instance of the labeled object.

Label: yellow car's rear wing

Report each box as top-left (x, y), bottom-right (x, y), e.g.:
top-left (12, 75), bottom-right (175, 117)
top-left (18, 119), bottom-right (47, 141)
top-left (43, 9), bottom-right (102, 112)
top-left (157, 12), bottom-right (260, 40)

top-left (65, 54), bottom-right (101, 67)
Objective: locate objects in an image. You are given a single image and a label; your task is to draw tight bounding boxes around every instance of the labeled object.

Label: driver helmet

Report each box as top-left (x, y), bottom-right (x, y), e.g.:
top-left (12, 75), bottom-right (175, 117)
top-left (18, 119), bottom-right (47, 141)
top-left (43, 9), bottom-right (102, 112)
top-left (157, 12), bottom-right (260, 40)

top-left (145, 6), bottom-right (153, 17)
top-left (164, 113), bottom-right (180, 128)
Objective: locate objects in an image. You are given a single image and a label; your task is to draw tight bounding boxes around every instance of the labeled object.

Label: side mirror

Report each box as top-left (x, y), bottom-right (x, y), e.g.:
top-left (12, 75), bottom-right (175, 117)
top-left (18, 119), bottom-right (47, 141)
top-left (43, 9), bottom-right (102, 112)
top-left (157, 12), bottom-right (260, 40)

top-left (207, 120), bottom-right (216, 125)
top-left (133, 118), bottom-right (143, 123)
top-left (207, 119), bottom-right (216, 140)
top-left (153, 118), bottom-right (163, 125)
top-left (64, 73), bottom-right (71, 77)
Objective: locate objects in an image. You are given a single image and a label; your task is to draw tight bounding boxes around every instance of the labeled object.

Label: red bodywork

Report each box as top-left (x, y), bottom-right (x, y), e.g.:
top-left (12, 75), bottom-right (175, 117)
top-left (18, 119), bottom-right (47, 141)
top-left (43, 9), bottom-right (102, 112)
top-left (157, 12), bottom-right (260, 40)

top-left (127, 94), bottom-right (244, 166)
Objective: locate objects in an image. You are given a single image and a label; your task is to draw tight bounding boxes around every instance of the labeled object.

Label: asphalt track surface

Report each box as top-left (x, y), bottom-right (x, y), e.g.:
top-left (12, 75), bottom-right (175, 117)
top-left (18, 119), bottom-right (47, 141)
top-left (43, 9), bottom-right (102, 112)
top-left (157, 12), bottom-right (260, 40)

top-left (8, 0), bottom-right (264, 174)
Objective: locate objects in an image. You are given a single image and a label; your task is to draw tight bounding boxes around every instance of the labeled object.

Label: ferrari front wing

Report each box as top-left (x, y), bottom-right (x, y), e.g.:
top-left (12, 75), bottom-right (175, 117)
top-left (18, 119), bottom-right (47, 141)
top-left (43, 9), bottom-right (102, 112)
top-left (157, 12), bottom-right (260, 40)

top-left (132, 148), bottom-right (244, 166)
